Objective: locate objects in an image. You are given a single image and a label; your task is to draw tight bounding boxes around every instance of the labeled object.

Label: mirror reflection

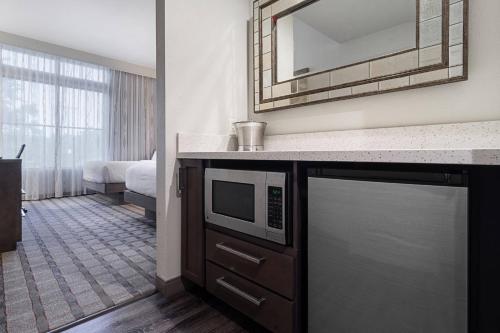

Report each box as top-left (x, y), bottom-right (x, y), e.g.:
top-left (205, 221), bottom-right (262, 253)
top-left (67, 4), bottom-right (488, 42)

top-left (276, 0), bottom-right (417, 82)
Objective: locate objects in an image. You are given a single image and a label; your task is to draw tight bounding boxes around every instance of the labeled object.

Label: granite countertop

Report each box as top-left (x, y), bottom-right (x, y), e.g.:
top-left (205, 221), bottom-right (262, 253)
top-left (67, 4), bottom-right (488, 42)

top-left (176, 149), bottom-right (500, 165)
top-left (176, 121), bottom-right (500, 166)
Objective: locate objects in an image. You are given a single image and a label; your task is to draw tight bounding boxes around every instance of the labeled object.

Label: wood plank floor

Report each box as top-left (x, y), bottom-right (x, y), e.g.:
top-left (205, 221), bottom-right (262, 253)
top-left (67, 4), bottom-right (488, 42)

top-left (61, 292), bottom-right (269, 333)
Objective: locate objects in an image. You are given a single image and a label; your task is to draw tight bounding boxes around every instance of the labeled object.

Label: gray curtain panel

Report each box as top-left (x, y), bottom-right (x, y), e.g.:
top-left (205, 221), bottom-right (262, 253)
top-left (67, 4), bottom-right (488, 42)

top-left (108, 71), bottom-right (156, 161)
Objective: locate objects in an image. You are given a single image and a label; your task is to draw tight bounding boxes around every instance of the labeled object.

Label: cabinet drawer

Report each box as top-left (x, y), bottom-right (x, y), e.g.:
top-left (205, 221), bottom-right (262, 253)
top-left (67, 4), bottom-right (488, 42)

top-left (206, 261), bottom-right (293, 333)
top-left (206, 229), bottom-right (295, 299)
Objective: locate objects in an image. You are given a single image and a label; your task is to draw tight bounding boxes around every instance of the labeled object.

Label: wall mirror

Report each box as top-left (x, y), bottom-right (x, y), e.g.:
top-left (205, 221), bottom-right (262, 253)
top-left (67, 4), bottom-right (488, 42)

top-left (252, 0), bottom-right (468, 113)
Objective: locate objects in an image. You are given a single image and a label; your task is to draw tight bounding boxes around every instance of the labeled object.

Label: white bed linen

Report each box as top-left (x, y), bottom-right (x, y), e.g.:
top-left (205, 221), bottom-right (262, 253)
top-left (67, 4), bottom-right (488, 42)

top-left (125, 161), bottom-right (156, 198)
top-left (83, 161), bottom-right (140, 183)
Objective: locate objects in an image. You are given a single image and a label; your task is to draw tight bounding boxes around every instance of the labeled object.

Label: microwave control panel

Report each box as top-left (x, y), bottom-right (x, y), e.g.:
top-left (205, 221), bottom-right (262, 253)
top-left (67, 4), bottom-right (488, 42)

top-left (265, 172), bottom-right (288, 245)
top-left (267, 186), bottom-right (283, 230)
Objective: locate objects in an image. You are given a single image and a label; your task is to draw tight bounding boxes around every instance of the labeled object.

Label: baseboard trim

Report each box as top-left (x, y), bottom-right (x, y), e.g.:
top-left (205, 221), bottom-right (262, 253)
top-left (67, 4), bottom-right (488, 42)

top-left (156, 275), bottom-right (186, 300)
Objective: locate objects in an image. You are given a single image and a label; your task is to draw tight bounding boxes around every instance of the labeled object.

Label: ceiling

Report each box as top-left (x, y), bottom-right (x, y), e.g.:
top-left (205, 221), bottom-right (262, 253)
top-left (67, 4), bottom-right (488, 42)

top-left (0, 0), bottom-right (156, 68)
top-left (294, 0), bottom-right (416, 43)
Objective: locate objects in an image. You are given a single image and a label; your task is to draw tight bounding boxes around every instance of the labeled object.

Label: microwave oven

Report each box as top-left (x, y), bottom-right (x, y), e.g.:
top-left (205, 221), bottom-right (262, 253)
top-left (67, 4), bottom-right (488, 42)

top-left (204, 168), bottom-right (290, 245)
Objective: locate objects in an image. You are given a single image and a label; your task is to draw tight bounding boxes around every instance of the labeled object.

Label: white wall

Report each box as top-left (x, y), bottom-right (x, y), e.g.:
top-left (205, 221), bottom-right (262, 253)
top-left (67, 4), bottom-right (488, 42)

top-left (157, 0), bottom-right (249, 281)
top-left (0, 31), bottom-right (155, 78)
top-left (252, 0), bottom-right (500, 135)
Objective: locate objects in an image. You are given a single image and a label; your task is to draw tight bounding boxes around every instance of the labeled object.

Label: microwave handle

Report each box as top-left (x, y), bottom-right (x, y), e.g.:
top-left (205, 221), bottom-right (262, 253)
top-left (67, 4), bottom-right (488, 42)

top-left (216, 242), bottom-right (266, 265)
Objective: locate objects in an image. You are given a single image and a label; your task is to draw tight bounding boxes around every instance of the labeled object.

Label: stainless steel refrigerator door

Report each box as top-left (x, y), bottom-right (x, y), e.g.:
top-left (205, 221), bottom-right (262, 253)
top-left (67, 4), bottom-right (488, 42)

top-left (308, 177), bottom-right (468, 333)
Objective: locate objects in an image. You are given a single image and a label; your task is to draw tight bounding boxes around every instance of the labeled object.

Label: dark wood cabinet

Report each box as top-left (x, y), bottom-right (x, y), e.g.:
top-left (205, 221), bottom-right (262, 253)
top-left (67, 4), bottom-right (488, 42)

top-left (0, 159), bottom-right (22, 253)
top-left (180, 159), bottom-right (205, 287)
top-left (206, 261), bottom-right (294, 333)
top-left (206, 229), bottom-right (295, 300)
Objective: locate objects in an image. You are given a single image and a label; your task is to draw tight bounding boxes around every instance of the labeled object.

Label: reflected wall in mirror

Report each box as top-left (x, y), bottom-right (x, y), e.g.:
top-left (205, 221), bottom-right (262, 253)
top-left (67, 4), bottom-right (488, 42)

top-left (252, 0), bottom-right (469, 113)
top-left (276, 0), bottom-right (417, 82)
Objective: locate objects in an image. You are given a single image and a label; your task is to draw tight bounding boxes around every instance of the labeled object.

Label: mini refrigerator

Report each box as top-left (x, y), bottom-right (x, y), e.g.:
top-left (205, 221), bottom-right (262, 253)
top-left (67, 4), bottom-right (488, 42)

top-left (307, 169), bottom-right (468, 333)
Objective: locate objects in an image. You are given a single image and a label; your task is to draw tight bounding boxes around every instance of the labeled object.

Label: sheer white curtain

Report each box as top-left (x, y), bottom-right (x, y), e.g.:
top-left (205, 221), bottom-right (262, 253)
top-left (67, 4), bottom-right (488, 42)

top-left (107, 71), bottom-right (156, 161)
top-left (0, 44), bottom-right (109, 200)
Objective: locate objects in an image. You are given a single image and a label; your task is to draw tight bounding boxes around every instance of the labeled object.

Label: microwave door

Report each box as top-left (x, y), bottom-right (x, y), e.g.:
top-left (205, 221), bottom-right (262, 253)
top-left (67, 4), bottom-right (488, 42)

top-left (205, 169), bottom-right (267, 239)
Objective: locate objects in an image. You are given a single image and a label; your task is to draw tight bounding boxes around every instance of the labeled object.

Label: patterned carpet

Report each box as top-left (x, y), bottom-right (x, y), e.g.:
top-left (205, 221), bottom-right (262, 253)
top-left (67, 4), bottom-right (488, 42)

top-left (0, 195), bottom-right (156, 333)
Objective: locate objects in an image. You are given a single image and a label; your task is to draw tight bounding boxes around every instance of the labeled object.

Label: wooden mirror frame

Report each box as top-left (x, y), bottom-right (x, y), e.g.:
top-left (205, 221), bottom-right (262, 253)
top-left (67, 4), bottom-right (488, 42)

top-left (252, 0), bottom-right (468, 113)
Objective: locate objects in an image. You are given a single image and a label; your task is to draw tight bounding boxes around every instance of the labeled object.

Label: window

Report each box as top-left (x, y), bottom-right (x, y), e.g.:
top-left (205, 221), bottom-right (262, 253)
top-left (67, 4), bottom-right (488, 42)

top-left (0, 44), bottom-right (110, 199)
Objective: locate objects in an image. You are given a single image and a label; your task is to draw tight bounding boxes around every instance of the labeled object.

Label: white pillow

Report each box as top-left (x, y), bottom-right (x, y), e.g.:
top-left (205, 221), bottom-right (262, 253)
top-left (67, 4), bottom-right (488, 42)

top-left (151, 150), bottom-right (157, 161)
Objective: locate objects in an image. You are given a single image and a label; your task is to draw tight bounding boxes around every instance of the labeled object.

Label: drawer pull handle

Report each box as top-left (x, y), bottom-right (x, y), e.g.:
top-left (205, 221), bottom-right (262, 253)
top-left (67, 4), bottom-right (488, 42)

top-left (215, 243), bottom-right (266, 265)
top-left (216, 277), bottom-right (265, 307)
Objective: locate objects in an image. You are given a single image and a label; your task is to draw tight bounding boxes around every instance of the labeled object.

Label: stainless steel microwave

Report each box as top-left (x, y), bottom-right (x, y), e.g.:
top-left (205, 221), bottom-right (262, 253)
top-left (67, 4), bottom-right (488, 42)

top-left (205, 168), bottom-right (289, 245)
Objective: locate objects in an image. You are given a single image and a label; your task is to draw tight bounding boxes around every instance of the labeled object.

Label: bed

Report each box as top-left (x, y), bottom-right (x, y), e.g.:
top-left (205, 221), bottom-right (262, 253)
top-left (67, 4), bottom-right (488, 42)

top-left (124, 160), bottom-right (156, 219)
top-left (83, 161), bottom-right (140, 195)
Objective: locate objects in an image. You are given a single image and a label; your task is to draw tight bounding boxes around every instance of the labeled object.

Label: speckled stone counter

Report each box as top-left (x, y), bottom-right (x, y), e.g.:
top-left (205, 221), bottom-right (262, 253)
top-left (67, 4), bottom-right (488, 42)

top-left (176, 121), bottom-right (500, 165)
